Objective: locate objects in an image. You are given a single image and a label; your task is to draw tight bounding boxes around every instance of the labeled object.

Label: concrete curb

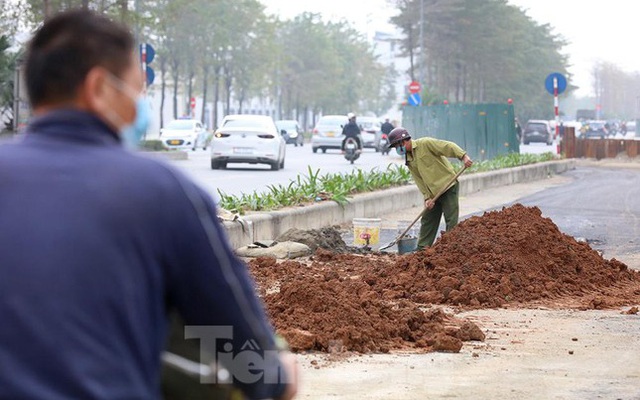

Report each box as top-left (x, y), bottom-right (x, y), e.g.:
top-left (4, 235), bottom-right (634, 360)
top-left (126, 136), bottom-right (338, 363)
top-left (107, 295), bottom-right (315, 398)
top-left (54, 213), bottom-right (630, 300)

top-left (142, 150), bottom-right (189, 161)
top-left (222, 159), bottom-right (576, 249)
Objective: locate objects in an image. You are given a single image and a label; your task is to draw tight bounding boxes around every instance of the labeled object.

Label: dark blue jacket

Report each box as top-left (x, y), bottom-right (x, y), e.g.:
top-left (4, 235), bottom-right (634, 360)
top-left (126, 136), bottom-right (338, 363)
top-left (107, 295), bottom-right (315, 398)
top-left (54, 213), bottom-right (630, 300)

top-left (341, 120), bottom-right (361, 138)
top-left (0, 110), bottom-right (286, 399)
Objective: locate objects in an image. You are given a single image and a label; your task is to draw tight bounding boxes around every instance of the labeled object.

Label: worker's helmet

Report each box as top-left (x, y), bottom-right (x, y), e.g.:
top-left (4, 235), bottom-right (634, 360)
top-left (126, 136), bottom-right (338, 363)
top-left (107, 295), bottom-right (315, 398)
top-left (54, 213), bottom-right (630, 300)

top-left (347, 112), bottom-right (356, 120)
top-left (387, 127), bottom-right (411, 148)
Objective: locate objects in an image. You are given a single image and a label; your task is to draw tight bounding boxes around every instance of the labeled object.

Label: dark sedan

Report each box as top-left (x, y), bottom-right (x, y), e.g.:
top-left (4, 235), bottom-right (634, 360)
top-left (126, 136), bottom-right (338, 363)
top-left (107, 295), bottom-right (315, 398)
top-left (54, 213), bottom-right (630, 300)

top-left (583, 121), bottom-right (608, 139)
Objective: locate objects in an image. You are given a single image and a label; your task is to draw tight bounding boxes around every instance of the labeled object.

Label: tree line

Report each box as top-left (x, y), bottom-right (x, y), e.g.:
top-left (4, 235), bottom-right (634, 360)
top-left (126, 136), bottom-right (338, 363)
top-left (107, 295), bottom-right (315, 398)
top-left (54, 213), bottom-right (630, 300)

top-left (592, 62), bottom-right (640, 120)
top-left (1, 0), bottom-right (395, 130)
top-left (390, 0), bottom-right (573, 121)
top-left (2, 0), bottom-right (635, 133)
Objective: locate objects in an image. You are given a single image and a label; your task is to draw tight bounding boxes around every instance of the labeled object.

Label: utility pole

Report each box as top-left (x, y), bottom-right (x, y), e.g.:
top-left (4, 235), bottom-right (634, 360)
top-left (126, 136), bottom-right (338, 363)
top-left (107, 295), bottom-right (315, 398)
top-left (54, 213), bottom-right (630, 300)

top-left (12, 57), bottom-right (22, 132)
top-left (134, 0), bottom-right (140, 45)
top-left (419, 0), bottom-right (424, 87)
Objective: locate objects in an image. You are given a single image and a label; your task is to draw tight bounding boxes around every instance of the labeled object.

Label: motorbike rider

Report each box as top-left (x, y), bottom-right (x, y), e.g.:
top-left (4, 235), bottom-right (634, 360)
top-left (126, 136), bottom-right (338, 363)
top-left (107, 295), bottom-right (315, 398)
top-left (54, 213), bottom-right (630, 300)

top-left (341, 112), bottom-right (362, 152)
top-left (381, 118), bottom-right (394, 136)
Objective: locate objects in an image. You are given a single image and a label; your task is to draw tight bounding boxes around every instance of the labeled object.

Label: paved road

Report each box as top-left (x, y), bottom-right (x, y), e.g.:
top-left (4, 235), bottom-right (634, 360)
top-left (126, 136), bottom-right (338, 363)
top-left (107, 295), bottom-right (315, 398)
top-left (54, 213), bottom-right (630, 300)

top-left (169, 145), bottom-right (402, 198)
top-left (516, 165), bottom-right (640, 264)
top-left (168, 141), bottom-right (562, 199)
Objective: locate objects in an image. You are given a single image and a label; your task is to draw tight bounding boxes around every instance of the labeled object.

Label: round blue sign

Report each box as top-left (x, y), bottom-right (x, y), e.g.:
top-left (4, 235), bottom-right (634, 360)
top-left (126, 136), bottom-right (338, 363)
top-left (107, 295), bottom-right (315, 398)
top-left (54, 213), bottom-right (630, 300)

top-left (139, 43), bottom-right (155, 64)
top-left (145, 66), bottom-right (155, 86)
top-left (545, 73), bottom-right (567, 95)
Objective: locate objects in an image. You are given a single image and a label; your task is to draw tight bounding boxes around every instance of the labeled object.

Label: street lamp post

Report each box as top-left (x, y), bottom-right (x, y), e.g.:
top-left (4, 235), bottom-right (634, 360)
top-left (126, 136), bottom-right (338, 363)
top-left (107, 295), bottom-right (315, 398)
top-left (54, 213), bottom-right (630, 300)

top-left (12, 56), bottom-right (29, 133)
top-left (419, 0), bottom-right (424, 87)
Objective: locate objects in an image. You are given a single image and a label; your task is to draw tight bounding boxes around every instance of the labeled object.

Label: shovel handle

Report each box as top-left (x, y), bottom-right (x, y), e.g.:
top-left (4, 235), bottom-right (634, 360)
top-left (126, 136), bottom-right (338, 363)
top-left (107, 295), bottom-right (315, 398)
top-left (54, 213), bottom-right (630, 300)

top-left (395, 166), bottom-right (467, 243)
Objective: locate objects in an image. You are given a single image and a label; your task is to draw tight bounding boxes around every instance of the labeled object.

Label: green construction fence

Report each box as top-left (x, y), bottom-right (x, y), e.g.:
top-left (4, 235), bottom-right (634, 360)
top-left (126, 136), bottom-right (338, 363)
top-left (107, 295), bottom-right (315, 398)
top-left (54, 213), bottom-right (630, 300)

top-left (402, 103), bottom-right (519, 161)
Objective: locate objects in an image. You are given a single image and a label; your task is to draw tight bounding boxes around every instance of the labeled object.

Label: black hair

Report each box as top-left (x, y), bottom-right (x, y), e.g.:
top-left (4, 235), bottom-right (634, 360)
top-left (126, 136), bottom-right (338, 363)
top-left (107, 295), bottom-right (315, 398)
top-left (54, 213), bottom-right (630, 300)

top-left (25, 9), bottom-right (134, 107)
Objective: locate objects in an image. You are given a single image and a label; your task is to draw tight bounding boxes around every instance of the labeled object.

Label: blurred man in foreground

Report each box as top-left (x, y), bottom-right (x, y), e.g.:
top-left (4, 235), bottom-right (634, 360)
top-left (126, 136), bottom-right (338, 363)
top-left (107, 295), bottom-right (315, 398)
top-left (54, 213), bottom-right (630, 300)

top-left (0, 9), bottom-right (297, 400)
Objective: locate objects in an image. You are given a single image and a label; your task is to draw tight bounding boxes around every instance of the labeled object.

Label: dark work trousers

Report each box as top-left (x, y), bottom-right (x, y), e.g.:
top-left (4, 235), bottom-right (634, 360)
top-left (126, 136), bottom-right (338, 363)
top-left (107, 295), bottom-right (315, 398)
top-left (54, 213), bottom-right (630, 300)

top-left (417, 182), bottom-right (459, 249)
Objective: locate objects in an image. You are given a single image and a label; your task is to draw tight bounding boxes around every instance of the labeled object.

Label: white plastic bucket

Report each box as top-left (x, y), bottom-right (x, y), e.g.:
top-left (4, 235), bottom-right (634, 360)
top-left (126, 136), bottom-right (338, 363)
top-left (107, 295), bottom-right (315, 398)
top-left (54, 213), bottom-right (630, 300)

top-left (353, 218), bottom-right (381, 245)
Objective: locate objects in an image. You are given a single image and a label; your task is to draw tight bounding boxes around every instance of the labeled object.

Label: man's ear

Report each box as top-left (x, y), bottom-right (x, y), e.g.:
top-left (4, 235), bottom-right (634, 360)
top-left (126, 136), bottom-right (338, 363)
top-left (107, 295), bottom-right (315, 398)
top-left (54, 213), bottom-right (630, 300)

top-left (81, 67), bottom-right (110, 114)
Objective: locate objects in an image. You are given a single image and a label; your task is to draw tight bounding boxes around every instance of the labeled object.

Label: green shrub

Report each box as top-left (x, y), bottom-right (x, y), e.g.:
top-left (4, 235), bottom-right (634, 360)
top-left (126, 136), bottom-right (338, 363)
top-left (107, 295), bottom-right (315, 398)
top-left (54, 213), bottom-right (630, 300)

top-left (218, 164), bottom-right (412, 214)
top-left (461, 152), bottom-right (556, 173)
top-left (218, 152), bottom-right (559, 214)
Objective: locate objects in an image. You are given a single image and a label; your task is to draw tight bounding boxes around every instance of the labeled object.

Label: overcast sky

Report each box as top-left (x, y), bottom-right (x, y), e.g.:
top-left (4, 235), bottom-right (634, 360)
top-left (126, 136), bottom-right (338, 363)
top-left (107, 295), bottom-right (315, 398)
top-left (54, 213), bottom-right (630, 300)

top-left (260, 0), bottom-right (640, 97)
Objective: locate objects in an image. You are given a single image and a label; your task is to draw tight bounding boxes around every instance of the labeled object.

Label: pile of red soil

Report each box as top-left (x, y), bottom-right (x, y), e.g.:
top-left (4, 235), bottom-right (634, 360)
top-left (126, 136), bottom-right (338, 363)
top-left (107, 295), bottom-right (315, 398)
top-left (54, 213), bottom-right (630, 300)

top-left (377, 204), bottom-right (640, 308)
top-left (248, 204), bottom-right (640, 354)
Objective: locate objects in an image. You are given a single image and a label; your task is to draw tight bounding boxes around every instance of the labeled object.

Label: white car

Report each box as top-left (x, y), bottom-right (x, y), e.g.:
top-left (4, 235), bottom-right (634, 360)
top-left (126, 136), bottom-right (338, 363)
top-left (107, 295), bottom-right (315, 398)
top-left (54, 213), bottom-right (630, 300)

top-left (160, 118), bottom-right (208, 151)
top-left (311, 115), bottom-right (349, 153)
top-left (210, 115), bottom-right (286, 170)
top-left (357, 116), bottom-right (382, 150)
top-left (625, 120), bottom-right (636, 136)
top-left (276, 119), bottom-right (304, 147)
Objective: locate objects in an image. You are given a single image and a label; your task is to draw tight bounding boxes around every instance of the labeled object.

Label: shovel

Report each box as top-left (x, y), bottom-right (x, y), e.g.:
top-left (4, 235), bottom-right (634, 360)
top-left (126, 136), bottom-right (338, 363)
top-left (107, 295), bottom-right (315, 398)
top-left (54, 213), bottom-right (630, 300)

top-left (379, 166), bottom-right (467, 251)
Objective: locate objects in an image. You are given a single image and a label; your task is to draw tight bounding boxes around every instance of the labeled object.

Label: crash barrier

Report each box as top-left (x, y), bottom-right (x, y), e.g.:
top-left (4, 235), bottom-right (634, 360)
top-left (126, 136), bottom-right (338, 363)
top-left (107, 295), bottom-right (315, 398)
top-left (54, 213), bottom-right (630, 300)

top-left (561, 127), bottom-right (639, 159)
top-left (222, 160), bottom-right (576, 249)
top-left (402, 103), bottom-right (519, 162)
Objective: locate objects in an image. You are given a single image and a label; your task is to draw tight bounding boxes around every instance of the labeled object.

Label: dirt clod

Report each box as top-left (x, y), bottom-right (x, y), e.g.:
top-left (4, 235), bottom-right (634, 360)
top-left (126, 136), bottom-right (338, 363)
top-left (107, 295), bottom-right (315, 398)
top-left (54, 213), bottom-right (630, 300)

top-left (276, 226), bottom-right (371, 253)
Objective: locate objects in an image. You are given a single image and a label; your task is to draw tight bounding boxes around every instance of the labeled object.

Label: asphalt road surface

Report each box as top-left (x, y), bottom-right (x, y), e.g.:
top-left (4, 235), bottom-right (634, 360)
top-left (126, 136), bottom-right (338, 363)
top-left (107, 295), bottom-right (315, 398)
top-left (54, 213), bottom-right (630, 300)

top-left (514, 165), bottom-right (640, 266)
top-left (168, 141), bottom-right (560, 199)
top-left (169, 145), bottom-right (402, 198)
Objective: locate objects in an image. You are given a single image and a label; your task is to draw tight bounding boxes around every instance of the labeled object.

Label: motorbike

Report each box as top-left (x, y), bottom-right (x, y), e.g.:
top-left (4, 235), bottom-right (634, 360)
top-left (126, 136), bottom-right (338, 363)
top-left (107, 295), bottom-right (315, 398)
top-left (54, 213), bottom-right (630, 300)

top-left (378, 133), bottom-right (390, 155)
top-left (343, 136), bottom-right (361, 164)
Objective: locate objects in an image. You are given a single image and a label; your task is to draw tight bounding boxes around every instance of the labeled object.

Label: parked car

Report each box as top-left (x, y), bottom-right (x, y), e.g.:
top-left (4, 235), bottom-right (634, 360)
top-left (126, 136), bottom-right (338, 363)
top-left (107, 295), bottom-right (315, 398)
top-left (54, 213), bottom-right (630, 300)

top-left (160, 118), bottom-right (208, 150)
top-left (522, 120), bottom-right (554, 145)
top-left (357, 116), bottom-right (382, 151)
top-left (583, 120), bottom-right (608, 139)
top-left (311, 115), bottom-right (349, 153)
top-left (210, 114), bottom-right (286, 170)
top-left (275, 119), bottom-right (304, 146)
top-left (626, 120), bottom-right (637, 136)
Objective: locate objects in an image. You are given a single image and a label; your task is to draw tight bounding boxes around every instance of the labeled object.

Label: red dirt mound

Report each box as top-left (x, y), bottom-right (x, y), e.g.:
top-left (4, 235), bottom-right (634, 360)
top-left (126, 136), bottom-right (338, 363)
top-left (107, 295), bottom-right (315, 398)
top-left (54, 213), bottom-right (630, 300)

top-left (375, 204), bottom-right (640, 308)
top-left (248, 204), bottom-right (640, 354)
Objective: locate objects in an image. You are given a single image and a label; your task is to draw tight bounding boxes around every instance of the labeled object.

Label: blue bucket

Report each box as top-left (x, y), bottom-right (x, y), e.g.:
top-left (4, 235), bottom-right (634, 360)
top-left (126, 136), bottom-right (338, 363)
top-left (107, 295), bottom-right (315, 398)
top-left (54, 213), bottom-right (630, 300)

top-left (397, 237), bottom-right (418, 254)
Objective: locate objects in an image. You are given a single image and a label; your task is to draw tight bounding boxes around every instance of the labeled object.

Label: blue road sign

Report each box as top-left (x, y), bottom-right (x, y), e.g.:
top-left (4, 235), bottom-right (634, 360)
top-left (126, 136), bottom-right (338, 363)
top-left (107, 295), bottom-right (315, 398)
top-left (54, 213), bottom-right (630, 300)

top-left (145, 66), bottom-right (155, 86)
top-left (139, 43), bottom-right (155, 64)
top-left (408, 93), bottom-right (421, 106)
top-left (545, 72), bottom-right (567, 95)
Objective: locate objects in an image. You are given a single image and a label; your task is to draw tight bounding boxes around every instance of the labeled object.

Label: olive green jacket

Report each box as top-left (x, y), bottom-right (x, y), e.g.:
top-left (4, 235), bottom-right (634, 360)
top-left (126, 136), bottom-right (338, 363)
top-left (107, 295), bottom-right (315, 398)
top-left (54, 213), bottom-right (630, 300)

top-left (405, 137), bottom-right (466, 199)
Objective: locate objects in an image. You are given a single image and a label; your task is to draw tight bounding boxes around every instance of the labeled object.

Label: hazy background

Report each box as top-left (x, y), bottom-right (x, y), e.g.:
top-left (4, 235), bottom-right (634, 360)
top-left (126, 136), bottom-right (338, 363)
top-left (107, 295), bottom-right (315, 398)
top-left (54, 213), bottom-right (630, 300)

top-left (261, 0), bottom-right (640, 97)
